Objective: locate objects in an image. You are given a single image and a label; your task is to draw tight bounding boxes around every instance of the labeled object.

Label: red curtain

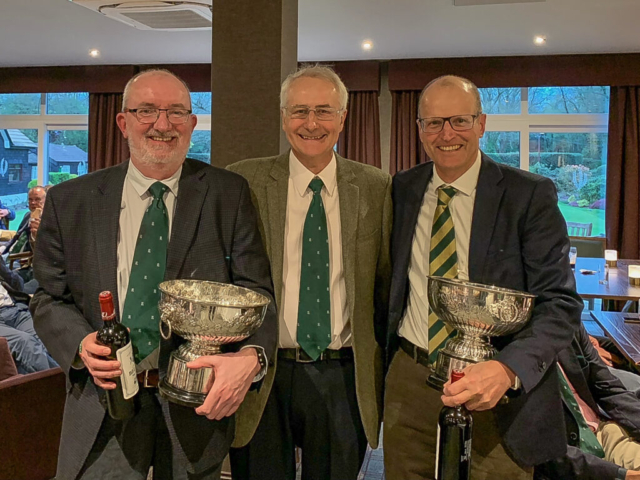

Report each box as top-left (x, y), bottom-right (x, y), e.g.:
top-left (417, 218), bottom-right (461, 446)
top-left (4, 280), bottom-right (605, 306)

top-left (88, 93), bottom-right (129, 172)
top-left (606, 86), bottom-right (640, 259)
top-left (389, 91), bottom-right (428, 174)
top-left (337, 91), bottom-right (381, 168)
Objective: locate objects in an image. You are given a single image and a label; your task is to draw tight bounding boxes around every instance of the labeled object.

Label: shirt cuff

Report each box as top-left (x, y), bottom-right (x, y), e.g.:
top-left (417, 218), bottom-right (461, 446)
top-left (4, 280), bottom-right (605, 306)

top-left (240, 345), bottom-right (267, 382)
top-left (616, 467), bottom-right (628, 480)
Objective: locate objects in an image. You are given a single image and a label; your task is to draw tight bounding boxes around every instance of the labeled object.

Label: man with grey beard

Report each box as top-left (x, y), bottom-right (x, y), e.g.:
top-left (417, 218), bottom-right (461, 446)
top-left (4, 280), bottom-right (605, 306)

top-left (30, 69), bottom-right (276, 480)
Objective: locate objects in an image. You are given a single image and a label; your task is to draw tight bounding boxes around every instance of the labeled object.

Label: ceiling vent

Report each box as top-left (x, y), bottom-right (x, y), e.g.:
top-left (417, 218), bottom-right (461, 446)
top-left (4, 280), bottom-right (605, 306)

top-left (454, 0), bottom-right (545, 5)
top-left (70, 1), bottom-right (212, 31)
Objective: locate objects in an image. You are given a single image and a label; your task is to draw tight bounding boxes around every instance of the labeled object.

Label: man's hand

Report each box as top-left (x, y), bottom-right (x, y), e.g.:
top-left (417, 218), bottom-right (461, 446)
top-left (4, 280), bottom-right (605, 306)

top-left (589, 335), bottom-right (614, 367)
top-left (30, 217), bottom-right (41, 238)
top-left (188, 348), bottom-right (260, 421)
top-left (442, 360), bottom-right (514, 411)
top-left (79, 332), bottom-right (121, 390)
top-left (0, 208), bottom-right (9, 218)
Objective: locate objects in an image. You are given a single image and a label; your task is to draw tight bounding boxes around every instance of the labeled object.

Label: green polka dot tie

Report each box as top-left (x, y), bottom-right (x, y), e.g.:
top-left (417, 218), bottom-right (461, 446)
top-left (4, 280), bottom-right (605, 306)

top-left (557, 367), bottom-right (605, 458)
top-left (297, 177), bottom-right (331, 360)
top-left (122, 181), bottom-right (169, 363)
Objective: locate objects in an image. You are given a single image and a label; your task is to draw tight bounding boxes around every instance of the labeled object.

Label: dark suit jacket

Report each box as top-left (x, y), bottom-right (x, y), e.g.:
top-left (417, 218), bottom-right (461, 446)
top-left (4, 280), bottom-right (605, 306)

top-left (30, 159), bottom-right (277, 480)
top-left (387, 153), bottom-right (584, 466)
top-left (536, 325), bottom-right (640, 480)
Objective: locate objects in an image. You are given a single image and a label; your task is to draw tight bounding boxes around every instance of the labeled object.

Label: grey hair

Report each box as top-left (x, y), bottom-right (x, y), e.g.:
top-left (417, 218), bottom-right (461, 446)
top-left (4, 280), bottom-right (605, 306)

top-left (280, 65), bottom-right (349, 110)
top-left (122, 69), bottom-right (192, 111)
top-left (29, 185), bottom-right (46, 195)
top-left (418, 75), bottom-right (483, 116)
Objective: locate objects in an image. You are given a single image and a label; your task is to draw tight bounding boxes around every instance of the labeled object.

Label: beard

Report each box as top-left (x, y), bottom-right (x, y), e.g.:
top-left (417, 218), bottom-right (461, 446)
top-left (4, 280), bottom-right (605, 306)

top-left (127, 129), bottom-right (190, 167)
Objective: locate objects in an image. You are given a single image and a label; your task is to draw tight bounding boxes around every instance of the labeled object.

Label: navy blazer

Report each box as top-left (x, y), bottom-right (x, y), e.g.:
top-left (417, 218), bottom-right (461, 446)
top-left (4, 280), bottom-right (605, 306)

top-left (536, 325), bottom-right (640, 480)
top-left (387, 153), bottom-right (584, 466)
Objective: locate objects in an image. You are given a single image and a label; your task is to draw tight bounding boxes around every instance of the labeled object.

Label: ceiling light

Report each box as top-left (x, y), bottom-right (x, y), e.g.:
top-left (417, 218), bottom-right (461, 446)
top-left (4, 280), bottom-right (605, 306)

top-left (534, 36), bottom-right (546, 46)
top-left (89, 49), bottom-right (100, 58)
top-left (362, 40), bottom-right (373, 51)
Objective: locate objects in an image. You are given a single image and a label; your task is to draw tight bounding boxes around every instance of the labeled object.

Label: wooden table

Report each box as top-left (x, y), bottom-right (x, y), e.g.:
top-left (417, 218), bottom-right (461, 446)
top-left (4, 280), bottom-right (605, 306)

top-left (590, 311), bottom-right (640, 369)
top-left (574, 258), bottom-right (640, 302)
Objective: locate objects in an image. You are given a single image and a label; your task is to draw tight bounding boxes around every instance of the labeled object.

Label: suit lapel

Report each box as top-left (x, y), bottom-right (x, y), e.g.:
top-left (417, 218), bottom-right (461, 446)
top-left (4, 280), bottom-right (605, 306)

top-left (336, 155), bottom-right (358, 319)
top-left (468, 154), bottom-right (505, 282)
top-left (265, 154), bottom-right (289, 306)
top-left (92, 162), bottom-right (128, 315)
top-left (165, 159), bottom-right (208, 280)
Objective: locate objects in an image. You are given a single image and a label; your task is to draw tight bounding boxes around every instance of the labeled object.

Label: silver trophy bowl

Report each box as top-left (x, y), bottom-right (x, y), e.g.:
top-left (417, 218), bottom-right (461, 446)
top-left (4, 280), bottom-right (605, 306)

top-left (426, 277), bottom-right (536, 390)
top-left (158, 279), bottom-right (270, 407)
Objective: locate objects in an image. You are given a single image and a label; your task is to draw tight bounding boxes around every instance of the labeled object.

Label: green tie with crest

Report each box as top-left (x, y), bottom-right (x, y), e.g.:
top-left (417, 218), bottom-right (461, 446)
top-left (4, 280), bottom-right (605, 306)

top-left (121, 181), bottom-right (169, 363)
top-left (297, 177), bottom-right (332, 360)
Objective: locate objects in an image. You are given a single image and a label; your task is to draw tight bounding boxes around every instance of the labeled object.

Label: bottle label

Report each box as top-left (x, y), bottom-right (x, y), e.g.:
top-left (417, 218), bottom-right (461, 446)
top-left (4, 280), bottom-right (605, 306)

top-left (116, 341), bottom-right (139, 400)
top-left (435, 424), bottom-right (441, 479)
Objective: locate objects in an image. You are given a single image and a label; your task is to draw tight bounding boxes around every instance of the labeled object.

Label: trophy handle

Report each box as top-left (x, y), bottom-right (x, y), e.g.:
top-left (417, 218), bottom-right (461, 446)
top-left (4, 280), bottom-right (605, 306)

top-left (160, 319), bottom-right (172, 340)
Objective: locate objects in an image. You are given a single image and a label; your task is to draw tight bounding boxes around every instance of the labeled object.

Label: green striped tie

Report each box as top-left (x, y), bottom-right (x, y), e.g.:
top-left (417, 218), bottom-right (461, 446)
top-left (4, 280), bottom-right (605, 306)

top-left (428, 185), bottom-right (459, 364)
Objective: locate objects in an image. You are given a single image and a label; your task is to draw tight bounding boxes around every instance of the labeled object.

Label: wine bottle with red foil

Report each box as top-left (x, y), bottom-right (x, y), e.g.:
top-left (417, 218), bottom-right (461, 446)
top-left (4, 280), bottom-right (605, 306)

top-left (435, 370), bottom-right (473, 480)
top-left (96, 291), bottom-right (139, 420)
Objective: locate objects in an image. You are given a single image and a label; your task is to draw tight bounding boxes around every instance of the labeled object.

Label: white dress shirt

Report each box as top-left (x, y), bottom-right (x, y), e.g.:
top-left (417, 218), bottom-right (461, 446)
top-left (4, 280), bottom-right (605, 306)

top-left (399, 152), bottom-right (482, 351)
top-left (279, 151), bottom-right (351, 349)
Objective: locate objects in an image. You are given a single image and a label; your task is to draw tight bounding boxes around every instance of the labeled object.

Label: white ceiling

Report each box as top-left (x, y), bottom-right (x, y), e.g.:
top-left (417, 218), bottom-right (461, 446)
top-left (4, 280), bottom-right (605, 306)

top-left (0, 0), bottom-right (639, 68)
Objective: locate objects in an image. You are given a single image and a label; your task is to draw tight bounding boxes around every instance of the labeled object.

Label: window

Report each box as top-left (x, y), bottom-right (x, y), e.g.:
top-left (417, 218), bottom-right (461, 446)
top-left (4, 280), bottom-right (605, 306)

top-left (480, 87), bottom-right (609, 237)
top-left (0, 94), bottom-right (88, 227)
top-left (189, 92), bottom-right (212, 164)
top-left (8, 165), bottom-right (22, 183)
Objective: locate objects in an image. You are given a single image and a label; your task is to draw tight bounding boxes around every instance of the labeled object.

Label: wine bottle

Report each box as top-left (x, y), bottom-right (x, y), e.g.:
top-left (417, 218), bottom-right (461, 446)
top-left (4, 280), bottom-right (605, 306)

top-left (96, 291), bottom-right (139, 420)
top-left (435, 370), bottom-right (473, 480)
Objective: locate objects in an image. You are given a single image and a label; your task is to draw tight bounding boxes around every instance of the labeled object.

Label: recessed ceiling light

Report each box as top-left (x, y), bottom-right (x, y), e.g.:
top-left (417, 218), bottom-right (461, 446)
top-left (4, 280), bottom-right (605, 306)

top-left (362, 40), bottom-right (373, 51)
top-left (89, 49), bottom-right (100, 58)
top-left (534, 36), bottom-right (546, 46)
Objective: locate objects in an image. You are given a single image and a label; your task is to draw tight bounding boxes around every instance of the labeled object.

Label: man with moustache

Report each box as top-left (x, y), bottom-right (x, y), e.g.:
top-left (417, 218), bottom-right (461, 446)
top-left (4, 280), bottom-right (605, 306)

top-left (31, 69), bottom-right (276, 480)
top-left (384, 75), bottom-right (583, 479)
top-left (228, 65), bottom-right (391, 480)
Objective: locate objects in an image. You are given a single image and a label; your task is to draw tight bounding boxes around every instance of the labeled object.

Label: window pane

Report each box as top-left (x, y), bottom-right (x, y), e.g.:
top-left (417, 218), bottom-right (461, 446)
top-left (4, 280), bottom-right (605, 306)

top-left (191, 92), bottom-right (211, 114)
top-left (480, 132), bottom-right (520, 167)
top-left (528, 87), bottom-right (610, 114)
top-left (47, 130), bottom-right (89, 185)
top-left (0, 93), bottom-right (41, 115)
top-left (0, 129), bottom-right (38, 230)
top-left (46, 93), bottom-right (89, 115)
top-left (529, 132), bottom-right (607, 237)
top-left (479, 88), bottom-right (521, 114)
top-left (188, 131), bottom-right (211, 163)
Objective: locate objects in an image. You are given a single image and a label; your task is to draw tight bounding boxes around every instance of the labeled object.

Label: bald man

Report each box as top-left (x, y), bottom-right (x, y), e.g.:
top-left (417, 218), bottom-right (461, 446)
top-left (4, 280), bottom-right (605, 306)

top-left (384, 75), bottom-right (583, 479)
top-left (31, 69), bottom-right (276, 480)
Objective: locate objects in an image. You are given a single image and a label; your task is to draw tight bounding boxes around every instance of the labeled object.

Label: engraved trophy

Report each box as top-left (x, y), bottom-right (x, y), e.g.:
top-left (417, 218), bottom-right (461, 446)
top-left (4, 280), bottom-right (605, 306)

top-left (158, 279), bottom-right (270, 407)
top-left (425, 276), bottom-right (536, 391)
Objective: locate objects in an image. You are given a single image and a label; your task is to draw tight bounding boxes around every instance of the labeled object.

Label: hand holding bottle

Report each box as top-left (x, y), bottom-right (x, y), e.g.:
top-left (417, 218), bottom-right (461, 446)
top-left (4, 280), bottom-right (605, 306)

top-left (79, 332), bottom-right (122, 390)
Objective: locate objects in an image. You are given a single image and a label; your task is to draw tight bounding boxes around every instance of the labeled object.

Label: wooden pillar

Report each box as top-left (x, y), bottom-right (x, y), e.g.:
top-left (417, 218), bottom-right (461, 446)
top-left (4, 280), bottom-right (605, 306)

top-left (210, 0), bottom-right (297, 168)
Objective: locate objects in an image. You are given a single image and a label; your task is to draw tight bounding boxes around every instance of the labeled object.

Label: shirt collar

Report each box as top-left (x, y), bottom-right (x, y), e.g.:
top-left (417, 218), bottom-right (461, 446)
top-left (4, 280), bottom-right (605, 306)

top-left (126, 160), bottom-right (182, 199)
top-left (431, 150), bottom-right (482, 197)
top-left (289, 150), bottom-right (338, 198)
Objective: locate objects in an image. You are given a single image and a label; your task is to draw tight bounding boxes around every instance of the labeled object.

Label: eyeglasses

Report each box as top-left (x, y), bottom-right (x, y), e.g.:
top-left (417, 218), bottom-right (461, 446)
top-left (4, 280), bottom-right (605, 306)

top-left (124, 108), bottom-right (192, 125)
top-left (416, 114), bottom-right (480, 134)
top-left (283, 106), bottom-right (343, 121)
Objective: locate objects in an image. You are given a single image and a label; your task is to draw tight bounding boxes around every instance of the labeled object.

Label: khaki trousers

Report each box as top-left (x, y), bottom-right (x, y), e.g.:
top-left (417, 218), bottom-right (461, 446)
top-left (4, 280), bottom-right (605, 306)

top-left (383, 348), bottom-right (532, 480)
top-left (598, 421), bottom-right (640, 470)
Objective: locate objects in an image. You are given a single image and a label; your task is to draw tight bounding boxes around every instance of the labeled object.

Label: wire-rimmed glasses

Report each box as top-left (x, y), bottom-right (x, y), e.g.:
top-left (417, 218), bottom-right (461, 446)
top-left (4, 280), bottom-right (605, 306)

top-left (124, 108), bottom-right (193, 125)
top-left (417, 114), bottom-right (480, 134)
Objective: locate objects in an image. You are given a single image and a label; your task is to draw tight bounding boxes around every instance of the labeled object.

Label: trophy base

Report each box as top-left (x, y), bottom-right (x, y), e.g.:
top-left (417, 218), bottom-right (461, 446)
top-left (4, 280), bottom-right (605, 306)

top-left (159, 347), bottom-right (215, 407)
top-left (159, 378), bottom-right (207, 407)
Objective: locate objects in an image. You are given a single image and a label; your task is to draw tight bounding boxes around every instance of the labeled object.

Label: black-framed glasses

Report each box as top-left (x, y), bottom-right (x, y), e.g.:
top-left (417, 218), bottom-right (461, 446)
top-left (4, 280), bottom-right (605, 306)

top-left (124, 108), bottom-right (192, 125)
top-left (282, 106), bottom-right (343, 121)
top-left (416, 114), bottom-right (480, 134)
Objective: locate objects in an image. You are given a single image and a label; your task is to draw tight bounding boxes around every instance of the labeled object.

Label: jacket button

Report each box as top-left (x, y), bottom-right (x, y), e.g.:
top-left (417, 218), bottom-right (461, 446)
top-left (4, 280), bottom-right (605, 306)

top-left (569, 432), bottom-right (578, 442)
top-left (539, 361), bottom-right (547, 371)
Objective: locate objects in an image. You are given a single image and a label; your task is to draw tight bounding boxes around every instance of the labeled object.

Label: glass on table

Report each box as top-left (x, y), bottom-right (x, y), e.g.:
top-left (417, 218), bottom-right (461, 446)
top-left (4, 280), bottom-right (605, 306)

top-left (598, 263), bottom-right (609, 285)
top-left (569, 247), bottom-right (578, 268)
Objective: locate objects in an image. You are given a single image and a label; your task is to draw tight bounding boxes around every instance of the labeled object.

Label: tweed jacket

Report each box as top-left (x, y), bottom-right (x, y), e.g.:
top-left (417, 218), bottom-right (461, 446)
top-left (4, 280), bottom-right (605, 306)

top-left (228, 152), bottom-right (392, 448)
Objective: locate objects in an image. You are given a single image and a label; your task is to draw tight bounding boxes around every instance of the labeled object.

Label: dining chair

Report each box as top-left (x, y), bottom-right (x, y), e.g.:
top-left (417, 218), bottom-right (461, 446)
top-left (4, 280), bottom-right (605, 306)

top-left (566, 221), bottom-right (593, 236)
top-left (569, 236), bottom-right (606, 258)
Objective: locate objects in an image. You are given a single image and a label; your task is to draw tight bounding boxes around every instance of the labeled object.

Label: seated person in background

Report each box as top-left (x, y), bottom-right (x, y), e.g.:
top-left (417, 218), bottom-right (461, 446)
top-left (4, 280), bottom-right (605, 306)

top-left (0, 198), bottom-right (15, 230)
top-left (536, 325), bottom-right (640, 480)
top-left (589, 334), bottom-right (640, 397)
top-left (0, 282), bottom-right (57, 374)
top-left (3, 185), bottom-right (46, 255)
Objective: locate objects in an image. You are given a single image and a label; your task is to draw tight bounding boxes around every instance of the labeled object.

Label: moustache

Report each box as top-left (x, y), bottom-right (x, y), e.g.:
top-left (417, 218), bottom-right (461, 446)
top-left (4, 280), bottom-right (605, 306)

top-left (145, 130), bottom-right (179, 139)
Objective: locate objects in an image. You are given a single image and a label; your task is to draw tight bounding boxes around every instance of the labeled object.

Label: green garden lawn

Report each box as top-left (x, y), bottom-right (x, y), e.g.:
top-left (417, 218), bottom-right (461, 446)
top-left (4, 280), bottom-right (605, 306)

top-left (558, 203), bottom-right (605, 237)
